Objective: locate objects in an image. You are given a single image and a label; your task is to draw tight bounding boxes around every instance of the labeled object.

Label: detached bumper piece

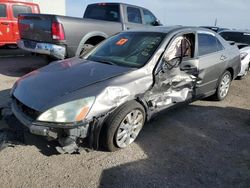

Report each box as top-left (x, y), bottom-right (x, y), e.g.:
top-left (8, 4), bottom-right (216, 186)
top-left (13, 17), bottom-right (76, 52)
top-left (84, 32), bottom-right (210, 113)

top-left (17, 39), bottom-right (66, 59)
top-left (11, 98), bottom-right (90, 154)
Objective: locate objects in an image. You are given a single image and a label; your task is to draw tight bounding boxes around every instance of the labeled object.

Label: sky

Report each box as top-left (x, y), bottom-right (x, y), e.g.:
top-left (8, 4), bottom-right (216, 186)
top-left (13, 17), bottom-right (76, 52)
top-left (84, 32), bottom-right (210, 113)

top-left (66, 0), bottom-right (250, 29)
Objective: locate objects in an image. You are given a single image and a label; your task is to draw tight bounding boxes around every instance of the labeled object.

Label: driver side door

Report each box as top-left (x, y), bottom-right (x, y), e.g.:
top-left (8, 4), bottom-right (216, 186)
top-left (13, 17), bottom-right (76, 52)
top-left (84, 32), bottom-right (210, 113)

top-left (145, 32), bottom-right (199, 110)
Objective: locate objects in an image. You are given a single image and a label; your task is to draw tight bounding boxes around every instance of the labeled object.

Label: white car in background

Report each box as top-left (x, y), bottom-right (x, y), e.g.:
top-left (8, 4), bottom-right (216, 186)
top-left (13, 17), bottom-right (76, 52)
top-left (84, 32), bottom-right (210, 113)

top-left (239, 47), bottom-right (250, 78)
top-left (219, 30), bottom-right (250, 79)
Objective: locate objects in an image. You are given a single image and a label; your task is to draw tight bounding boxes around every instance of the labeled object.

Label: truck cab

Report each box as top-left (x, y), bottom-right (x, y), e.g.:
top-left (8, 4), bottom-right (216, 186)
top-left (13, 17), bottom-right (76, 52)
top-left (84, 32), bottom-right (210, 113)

top-left (0, 0), bottom-right (40, 47)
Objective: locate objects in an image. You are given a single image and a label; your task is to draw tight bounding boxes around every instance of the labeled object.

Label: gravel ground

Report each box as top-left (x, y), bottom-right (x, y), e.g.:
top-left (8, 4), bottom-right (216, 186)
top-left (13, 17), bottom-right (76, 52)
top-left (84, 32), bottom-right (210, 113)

top-left (0, 50), bottom-right (249, 188)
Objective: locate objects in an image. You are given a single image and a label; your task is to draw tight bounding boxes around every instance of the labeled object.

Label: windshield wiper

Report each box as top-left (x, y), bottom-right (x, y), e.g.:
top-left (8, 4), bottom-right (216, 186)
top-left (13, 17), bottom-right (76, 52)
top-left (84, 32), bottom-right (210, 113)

top-left (95, 60), bottom-right (118, 66)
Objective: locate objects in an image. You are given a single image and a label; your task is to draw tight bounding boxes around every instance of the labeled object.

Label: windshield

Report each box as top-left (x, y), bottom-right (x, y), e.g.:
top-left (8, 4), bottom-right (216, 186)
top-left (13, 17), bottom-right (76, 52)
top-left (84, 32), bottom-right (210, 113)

top-left (220, 32), bottom-right (250, 45)
top-left (87, 32), bottom-right (165, 68)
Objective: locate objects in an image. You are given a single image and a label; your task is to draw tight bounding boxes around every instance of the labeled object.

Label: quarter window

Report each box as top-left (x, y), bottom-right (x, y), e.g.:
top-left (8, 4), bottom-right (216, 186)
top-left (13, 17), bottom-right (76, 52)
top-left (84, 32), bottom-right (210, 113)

top-left (198, 33), bottom-right (222, 56)
top-left (13, 5), bottom-right (32, 18)
top-left (127, 7), bottom-right (142, 24)
top-left (0, 4), bottom-right (7, 18)
top-left (143, 9), bottom-right (156, 25)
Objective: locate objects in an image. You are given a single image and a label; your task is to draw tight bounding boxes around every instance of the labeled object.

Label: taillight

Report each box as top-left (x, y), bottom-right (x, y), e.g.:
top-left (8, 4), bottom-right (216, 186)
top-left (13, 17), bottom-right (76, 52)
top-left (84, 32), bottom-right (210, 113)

top-left (52, 22), bottom-right (65, 40)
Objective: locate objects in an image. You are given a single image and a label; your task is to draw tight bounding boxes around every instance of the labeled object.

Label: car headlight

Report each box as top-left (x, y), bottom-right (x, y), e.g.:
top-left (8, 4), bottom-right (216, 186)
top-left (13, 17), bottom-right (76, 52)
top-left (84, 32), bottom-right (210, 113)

top-left (37, 97), bottom-right (95, 123)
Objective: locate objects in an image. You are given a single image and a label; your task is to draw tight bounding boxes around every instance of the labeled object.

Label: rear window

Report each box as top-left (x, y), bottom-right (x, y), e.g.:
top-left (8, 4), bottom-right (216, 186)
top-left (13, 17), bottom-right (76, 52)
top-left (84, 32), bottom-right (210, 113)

top-left (0, 4), bottom-right (6, 17)
top-left (84, 4), bottom-right (120, 22)
top-left (220, 32), bottom-right (250, 45)
top-left (13, 5), bottom-right (32, 18)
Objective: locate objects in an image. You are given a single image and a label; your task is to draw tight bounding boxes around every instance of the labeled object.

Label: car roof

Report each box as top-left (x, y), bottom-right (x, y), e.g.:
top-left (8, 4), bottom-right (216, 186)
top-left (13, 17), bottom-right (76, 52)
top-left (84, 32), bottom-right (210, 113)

top-left (219, 30), bottom-right (250, 34)
top-left (126, 26), bottom-right (216, 34)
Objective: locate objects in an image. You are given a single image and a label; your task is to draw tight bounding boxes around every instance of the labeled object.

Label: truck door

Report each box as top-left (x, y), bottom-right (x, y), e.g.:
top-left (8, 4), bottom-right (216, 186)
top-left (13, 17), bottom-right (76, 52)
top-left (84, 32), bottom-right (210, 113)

top-left (145, 32), bottom-right (199, 110)
top-left (0, 3), bottom-right (11, 46)
top-left (124, 6), bottom-right (146, 30)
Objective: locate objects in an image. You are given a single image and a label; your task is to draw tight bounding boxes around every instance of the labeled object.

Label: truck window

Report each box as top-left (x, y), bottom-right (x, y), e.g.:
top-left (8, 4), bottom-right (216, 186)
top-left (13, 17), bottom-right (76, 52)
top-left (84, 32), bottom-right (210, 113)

top-left (13, 5), bottom-right (32, 18)
top-left (84, 4), bottom-right (120, 22)
top-left (0, 4), bottom-right (7, 17)
top-left (127, 7), bottom-right (142, 24)
top-left (143, 9), bottom-right (156, 25)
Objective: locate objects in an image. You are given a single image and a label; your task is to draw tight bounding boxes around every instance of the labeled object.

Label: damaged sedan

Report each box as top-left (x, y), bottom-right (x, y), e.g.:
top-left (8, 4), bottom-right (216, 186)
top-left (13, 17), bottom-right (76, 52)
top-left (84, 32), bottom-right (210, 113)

top-left (10, 27), bottom-right (241, 154)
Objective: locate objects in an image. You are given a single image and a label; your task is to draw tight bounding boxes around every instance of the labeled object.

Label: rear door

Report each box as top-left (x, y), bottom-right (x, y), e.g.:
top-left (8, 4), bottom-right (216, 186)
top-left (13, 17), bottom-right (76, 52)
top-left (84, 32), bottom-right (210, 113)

top-left (123, 6), bottom-right (145, 30)
top-left (10, 3), bottom-right (33, 43)
top-left (195, 32), bottom-right (226, 97)
top-left (0, 2), bottom-right (11, 45)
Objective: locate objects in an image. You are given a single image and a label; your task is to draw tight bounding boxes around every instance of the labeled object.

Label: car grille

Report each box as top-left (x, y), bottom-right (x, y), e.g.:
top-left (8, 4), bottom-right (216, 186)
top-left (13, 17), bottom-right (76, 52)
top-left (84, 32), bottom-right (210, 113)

top-left (14, 98), bottom-right (40, 120)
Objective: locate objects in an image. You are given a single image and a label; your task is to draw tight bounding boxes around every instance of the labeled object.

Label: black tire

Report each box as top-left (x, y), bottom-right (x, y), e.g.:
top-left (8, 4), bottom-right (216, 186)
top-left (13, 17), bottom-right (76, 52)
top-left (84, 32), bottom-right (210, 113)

top-left (214, 70), bottom-right (232, 101)
top-left (101, 101), bottom-right (146, 152)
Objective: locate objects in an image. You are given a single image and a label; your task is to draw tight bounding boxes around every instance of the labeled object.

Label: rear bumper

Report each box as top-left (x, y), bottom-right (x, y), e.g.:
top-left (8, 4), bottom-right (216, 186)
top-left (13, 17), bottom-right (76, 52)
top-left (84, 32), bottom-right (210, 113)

top-left (17, 39), bottom-right (66, 59)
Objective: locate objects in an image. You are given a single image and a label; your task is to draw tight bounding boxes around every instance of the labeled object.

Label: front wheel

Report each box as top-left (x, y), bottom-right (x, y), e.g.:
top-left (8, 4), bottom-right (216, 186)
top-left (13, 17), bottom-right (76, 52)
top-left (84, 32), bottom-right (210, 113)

top-left (214, 71), bottom-right (232, 101)
top-left (101, 101), bottom-right (146, 152)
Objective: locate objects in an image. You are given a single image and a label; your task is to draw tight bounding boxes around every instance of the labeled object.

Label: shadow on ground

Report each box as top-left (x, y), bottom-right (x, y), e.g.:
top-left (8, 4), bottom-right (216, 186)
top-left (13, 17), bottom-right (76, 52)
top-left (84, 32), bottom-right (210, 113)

top-left (0, 53), bottom-right (48, 77)
top-left (99, 105), bottom-right (250, 188)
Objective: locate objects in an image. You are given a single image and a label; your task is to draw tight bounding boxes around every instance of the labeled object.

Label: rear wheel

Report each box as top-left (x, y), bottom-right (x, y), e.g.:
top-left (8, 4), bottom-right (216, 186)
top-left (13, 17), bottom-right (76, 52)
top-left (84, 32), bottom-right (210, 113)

top-left (79, 44), bottom-right (94, 57)
top-left (214, 71), bottom-right (232, 101)
top-left (101, 101), bottom-right (146, 152)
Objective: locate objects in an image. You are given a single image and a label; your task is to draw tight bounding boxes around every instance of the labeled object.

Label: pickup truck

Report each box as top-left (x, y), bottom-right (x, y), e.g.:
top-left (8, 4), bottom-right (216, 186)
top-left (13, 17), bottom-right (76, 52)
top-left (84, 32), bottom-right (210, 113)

top-left (0, 0), bottom-right (40, 48)
top-left (17, 3), bottom-right (161, 59)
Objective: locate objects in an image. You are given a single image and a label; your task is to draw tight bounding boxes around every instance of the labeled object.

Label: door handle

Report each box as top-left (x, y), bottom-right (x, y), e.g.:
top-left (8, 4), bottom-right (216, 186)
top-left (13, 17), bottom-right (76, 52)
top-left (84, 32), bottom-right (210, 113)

top-left (220, 55), bottom-right (227, 61)
top-left (1, 22), bottom-right (9, 25)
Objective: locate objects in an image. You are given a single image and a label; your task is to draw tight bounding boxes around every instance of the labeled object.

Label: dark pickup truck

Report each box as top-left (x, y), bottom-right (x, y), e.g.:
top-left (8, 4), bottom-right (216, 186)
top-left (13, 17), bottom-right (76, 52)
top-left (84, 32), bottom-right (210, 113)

top-left (17, 3), bottom-right (161, 59)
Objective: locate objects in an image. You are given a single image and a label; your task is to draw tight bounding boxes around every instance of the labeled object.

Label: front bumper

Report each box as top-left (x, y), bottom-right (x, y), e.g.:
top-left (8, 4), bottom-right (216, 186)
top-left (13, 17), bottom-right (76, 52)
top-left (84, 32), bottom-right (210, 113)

top-left (17, 39), bottom-right (66, 59)
top-left (238, 58), bottom-right (250, 76)
top-left (11, 99), bottom-right (89, 139)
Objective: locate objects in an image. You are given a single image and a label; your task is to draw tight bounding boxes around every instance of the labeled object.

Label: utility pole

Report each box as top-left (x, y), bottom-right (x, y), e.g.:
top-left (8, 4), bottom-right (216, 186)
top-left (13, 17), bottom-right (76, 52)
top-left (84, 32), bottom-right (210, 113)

top-left (214, 18), bottom-right (218, 27)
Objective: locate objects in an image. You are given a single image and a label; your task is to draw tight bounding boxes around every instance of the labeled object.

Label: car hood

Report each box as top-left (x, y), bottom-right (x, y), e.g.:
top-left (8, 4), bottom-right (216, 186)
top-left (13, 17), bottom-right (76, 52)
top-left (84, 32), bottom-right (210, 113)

top-left (13, 58), bottom-right (133, 111)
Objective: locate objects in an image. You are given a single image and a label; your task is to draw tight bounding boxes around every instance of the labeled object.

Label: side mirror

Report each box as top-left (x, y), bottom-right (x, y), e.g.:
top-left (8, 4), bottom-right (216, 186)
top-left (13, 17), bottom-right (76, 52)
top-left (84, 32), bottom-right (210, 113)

top-left (152, 19), bottom-right (161, 26)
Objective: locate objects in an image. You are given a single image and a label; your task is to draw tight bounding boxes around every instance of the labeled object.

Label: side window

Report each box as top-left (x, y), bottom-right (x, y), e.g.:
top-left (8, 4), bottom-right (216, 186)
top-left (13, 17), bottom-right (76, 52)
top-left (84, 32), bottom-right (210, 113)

top-left (165, 33), bottom-right (195, 61)
top-left (198, 33), bottom-right (219, 56)
top-left (127, 7), bottom-right (142, 24)
top-left (13, 5), bottom-right (32, 18)
top-left (143, 9), bottom-right (156, 25)
top-left (0, 4), bottom-right (7, 18)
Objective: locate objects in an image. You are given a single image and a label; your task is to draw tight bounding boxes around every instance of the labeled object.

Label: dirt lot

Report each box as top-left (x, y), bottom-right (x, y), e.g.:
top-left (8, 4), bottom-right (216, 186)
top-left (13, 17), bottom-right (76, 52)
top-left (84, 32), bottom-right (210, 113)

top-left (0, 50), bottom-right (249, 188)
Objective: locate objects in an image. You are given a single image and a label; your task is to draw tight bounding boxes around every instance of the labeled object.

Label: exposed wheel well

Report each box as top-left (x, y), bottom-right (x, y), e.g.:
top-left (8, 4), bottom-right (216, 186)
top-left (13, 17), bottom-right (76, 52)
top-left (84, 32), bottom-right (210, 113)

top-left (85, 36), bottom-right (106, 46)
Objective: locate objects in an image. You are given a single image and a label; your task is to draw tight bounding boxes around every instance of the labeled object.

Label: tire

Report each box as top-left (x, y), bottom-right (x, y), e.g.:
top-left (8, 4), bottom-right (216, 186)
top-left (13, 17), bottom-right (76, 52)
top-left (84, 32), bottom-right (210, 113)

top-left (101, 101), bottom-right (146, 152)
top-left (214, 70), bottom-right (232, 101)
top-left (79, 44), bottom-right (94, 57)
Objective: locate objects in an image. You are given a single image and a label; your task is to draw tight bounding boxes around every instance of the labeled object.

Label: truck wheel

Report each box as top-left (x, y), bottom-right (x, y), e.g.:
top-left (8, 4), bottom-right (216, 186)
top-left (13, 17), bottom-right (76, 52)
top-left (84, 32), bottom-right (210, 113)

top-left (101, 101), bottom-right (146, 152)
top-left (215, 71), bottom-right (232, 101)
top-left (79, 44), bottom-right (94, 57)
top-left (7, 44), bottom-right (18, 49)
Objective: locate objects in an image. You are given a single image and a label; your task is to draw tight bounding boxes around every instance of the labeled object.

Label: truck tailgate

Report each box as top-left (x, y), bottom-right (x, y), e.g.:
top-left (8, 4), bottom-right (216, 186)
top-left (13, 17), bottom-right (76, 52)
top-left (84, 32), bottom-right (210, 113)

top-left (19, 14), bottom-right (53, 43)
